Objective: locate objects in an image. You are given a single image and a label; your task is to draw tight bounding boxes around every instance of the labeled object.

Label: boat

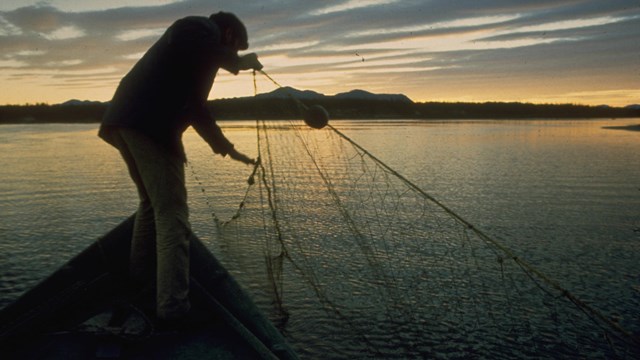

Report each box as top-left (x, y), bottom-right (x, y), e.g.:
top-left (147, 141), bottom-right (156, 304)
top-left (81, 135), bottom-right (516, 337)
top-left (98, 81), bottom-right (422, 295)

top-left (0, 215), bottom-right (299, 359)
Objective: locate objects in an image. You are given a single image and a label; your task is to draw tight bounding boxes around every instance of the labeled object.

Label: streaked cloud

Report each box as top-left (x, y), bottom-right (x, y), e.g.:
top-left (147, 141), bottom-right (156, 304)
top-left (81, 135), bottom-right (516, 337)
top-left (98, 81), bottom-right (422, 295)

top-left (0, 58), bottom-right (27, 68)
top-left (0, 15), bottom-right (22, 35)
top-left (41, 25), bottom-right (85, 40)
top-left (115, 28), bottom-right (164, 41)
top-left (514, 15), bottom-right (632, 33)
top-left (310, 0), bottom-right (401, 16)
top-left (0, 0), bottom-right (638, 106)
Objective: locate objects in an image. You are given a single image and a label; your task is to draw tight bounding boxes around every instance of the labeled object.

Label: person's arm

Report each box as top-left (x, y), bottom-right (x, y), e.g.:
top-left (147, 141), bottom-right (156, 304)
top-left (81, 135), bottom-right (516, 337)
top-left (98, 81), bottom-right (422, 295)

top-left (222, 53), bottom-right (263, 75)
top-left (171, 17), bottom-right (257, 164)
top-left (191, 106), bottom-right (255, 165)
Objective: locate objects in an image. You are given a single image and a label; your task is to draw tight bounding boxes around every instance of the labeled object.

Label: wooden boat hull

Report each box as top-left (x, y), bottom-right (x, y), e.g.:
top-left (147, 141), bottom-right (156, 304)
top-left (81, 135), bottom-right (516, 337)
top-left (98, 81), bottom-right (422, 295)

top-left (0, 215), bottom-right (298, 359)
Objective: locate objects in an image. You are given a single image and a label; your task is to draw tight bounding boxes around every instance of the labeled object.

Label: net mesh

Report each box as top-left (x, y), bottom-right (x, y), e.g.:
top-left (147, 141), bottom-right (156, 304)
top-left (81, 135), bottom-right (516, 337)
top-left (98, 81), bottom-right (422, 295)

top-left (188, 119), bottom-right (638, 359)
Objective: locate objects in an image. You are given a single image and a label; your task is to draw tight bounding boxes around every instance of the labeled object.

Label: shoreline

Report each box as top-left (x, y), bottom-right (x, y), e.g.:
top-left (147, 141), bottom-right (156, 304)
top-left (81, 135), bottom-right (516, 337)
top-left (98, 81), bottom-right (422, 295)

top-left (2, 118), bottom-right (640, 126)
top-left (602, 124), bottom-right (640, 132)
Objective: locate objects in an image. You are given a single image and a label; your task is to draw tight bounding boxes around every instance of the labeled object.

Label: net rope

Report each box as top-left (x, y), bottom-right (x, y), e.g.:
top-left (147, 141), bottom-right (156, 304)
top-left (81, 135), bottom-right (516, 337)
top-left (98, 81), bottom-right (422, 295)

top-left (185, 71), bottom-right (639, 359)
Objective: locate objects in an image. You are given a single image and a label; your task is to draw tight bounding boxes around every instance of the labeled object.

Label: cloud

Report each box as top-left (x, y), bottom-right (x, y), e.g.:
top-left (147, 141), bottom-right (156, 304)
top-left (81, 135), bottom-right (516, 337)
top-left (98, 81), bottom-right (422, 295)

top-left (115, 28), bottom-right (165, 41)
top-left (0, 14), bottom-right (22, 35)
top-left (41, 25), bottom-right (85, 40)
top-left (309, 0), bottom-right (401, 16)
top-left (0, 58), bottom-right (27, 67)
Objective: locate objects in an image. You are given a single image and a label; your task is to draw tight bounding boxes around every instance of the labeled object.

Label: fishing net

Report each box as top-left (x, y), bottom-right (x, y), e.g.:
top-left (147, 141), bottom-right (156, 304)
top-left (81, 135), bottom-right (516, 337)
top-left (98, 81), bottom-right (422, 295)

top-left (182, 71), bottom-right (639, 359)
top-left (185, 118), bottom-right (639, 359)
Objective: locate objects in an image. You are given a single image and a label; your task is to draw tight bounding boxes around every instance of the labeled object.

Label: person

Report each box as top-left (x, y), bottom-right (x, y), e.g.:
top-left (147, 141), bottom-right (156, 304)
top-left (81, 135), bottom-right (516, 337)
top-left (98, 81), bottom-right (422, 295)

top-left (98, 11), bottom-right (262, 323)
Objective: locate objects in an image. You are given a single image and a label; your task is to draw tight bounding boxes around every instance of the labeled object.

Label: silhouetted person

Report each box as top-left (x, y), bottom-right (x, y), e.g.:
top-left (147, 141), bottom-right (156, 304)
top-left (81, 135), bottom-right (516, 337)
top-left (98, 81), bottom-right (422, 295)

top-left (99, 11), bottom-right (262, 324)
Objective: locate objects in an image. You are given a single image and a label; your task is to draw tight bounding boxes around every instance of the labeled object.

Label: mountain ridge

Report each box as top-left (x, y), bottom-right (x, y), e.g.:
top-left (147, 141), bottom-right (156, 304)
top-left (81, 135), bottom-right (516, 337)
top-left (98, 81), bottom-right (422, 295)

top-left (252, 87), bottom-right (412, 103)
top-left (44, 88), bottom-right (636, 109)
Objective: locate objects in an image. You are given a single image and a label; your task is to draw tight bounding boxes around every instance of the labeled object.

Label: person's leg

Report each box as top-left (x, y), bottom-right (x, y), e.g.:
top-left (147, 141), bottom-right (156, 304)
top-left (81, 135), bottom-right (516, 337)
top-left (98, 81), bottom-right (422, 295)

top-left (130, 196), bottom-right (156, 284)
top-left (118, 128), bottom-right (191, 320)
top-left (109, 129), bottom-right (156, 285)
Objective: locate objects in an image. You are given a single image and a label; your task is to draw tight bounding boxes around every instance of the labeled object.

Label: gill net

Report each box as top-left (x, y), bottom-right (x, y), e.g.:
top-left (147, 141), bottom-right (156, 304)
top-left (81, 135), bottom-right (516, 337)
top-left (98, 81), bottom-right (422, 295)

top-left (186, 73), bottom-right (639, 359)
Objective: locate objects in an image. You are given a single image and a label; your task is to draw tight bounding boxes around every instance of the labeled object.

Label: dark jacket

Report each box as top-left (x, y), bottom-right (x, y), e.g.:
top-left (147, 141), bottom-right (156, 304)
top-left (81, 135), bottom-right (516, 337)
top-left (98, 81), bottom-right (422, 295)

top-left (100, 16), bottom-right (240, 158)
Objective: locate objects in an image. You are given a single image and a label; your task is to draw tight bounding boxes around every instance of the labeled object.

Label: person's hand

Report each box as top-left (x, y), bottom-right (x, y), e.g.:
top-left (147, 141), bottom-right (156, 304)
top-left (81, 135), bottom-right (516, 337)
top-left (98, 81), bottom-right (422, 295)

top-left (238, 53), bottom-right (263, 71)
top-left (227, 148), bottom-right (256, 165)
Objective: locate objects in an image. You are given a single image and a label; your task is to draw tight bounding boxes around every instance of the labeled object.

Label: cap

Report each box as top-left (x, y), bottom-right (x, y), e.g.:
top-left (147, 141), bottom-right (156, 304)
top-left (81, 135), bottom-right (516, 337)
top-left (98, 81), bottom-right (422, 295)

top-left (209, 11), bottom-right (249, 50)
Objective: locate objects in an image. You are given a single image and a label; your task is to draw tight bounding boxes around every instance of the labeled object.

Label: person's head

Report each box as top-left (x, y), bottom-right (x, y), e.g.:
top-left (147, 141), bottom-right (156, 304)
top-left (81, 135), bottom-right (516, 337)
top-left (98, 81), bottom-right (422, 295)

top-left (209, 11), bottom-right (248, 51)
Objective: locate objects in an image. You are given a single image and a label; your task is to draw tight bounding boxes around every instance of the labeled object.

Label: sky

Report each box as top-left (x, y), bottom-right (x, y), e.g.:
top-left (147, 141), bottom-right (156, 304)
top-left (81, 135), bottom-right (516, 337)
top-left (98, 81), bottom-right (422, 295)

top-left (1, 0), bottom-right (639, 106)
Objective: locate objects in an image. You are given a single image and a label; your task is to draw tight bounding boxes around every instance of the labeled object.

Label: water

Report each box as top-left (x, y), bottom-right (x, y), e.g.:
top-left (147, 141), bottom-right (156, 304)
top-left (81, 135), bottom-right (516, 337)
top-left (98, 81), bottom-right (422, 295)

top-left (1, 119), bottom-right (639, 357)
top-left (338, 120), bottom-right (640, 265)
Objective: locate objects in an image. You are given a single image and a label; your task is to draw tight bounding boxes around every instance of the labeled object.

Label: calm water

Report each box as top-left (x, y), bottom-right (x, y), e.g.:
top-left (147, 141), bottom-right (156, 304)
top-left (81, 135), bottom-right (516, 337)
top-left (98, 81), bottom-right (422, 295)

top-left (1, 119), bottom-right (639, 357)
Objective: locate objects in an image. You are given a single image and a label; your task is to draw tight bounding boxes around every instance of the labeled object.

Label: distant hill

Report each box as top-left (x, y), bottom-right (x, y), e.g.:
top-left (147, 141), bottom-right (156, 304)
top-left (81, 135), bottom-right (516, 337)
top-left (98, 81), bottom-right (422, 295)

top-left (59, 99), bottom-right (105, 106)
top-left (334, 89), bottom-right (412, 103)
top-left (1, 88), bottom-right (639, 123)
top-left (255, 86), bottom-right (325, 100)
top-left (214, 87), bottom-right (417, 119)
top-left (254, 87), bottom-right (412, 103)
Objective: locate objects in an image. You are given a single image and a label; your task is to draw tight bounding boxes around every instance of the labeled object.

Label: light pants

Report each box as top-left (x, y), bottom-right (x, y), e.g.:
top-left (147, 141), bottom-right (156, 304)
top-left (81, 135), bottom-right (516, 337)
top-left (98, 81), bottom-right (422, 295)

top-left (110, 128), bottom-right (191, 320)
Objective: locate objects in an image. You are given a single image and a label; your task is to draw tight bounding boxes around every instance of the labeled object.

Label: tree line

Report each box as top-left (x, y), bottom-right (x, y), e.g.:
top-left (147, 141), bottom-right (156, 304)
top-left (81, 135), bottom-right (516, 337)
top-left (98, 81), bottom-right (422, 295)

top-left (1, 98), bottom-right (638, 124)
